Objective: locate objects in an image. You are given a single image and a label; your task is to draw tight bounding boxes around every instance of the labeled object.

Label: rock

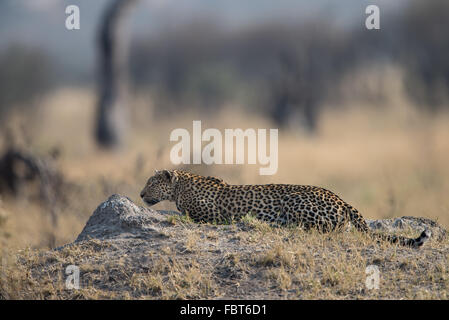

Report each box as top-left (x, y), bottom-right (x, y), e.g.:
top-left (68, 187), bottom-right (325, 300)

top-left (366, 216), bottom-right (447, 241)
top-left (74, 194), bottom-right (168, 242)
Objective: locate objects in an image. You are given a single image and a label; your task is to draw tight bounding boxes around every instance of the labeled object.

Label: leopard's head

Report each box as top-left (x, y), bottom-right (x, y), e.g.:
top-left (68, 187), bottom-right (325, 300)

top-left (140, 169), bottom-right (177, 206)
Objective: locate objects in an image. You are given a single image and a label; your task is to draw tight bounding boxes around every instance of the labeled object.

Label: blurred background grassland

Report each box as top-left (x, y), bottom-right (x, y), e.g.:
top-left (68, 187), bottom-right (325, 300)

top-left (0, 0), bottom-right (449, 250)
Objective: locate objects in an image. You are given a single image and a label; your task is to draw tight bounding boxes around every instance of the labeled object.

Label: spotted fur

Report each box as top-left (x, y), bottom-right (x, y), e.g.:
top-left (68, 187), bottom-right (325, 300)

top-left (140, 170), bottom-right (430, 248)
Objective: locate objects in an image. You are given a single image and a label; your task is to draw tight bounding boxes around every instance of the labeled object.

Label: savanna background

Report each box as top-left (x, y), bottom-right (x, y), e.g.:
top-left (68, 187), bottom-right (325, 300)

top-left (0, 0), bottom-right (448, 299)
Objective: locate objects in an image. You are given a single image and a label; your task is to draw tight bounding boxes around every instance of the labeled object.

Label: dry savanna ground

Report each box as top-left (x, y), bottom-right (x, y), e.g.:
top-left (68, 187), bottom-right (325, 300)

top-left (0, 74), bottom-right (449, 299)
top-left (1, 213), bottom-right (448, 299)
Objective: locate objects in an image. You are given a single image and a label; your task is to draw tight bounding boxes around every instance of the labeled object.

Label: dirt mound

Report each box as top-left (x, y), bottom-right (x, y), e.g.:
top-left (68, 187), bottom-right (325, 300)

top-left (74, 194), bottom-right (168, 242)
top-left (3, 194), bottom-right (448, 299)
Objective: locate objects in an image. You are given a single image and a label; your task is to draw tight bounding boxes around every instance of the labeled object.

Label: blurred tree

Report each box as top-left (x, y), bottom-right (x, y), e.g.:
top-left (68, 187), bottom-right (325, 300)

top-left (0, 46), bottom-right (53, 124)
top-left (95, 0), bottom-right (137, 148)
top-left (270, 50), bottom-right (320, 133)
top-left (129, 21), bottom-right (352, 132)
top-left (399, 0), bottom-right (449, 109)
top-left (268, 23), bottom-right (352, 133)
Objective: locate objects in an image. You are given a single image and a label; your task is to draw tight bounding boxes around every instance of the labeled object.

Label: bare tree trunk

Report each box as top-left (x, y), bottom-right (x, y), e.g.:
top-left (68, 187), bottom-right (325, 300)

top-left (270, 51), bottom-right (320, 134)
top-left (95, 0), bottom-right (137, 148)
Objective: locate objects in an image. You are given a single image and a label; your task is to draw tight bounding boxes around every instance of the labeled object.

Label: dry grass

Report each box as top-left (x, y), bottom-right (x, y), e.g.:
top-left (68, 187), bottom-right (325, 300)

top-left (1, 215), bottom-right (447, 299)
top-left (0, 72), bottom-right (449, 299)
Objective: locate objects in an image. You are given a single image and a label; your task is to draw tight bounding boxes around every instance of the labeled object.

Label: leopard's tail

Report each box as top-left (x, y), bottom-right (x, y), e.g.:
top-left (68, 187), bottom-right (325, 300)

top-left (347, 206), bottom-right (431, 248)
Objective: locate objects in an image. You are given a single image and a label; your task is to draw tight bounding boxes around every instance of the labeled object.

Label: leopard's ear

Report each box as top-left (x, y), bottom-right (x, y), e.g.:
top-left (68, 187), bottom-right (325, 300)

top-left (161, 169), bottom-right (178, 183)
top-left (161, 169), bottom-right (172, 181)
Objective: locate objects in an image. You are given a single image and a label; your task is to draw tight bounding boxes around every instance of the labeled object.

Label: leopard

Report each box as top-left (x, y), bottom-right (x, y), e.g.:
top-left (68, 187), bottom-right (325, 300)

top-left (140, 169), bottom-right (431, 248)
